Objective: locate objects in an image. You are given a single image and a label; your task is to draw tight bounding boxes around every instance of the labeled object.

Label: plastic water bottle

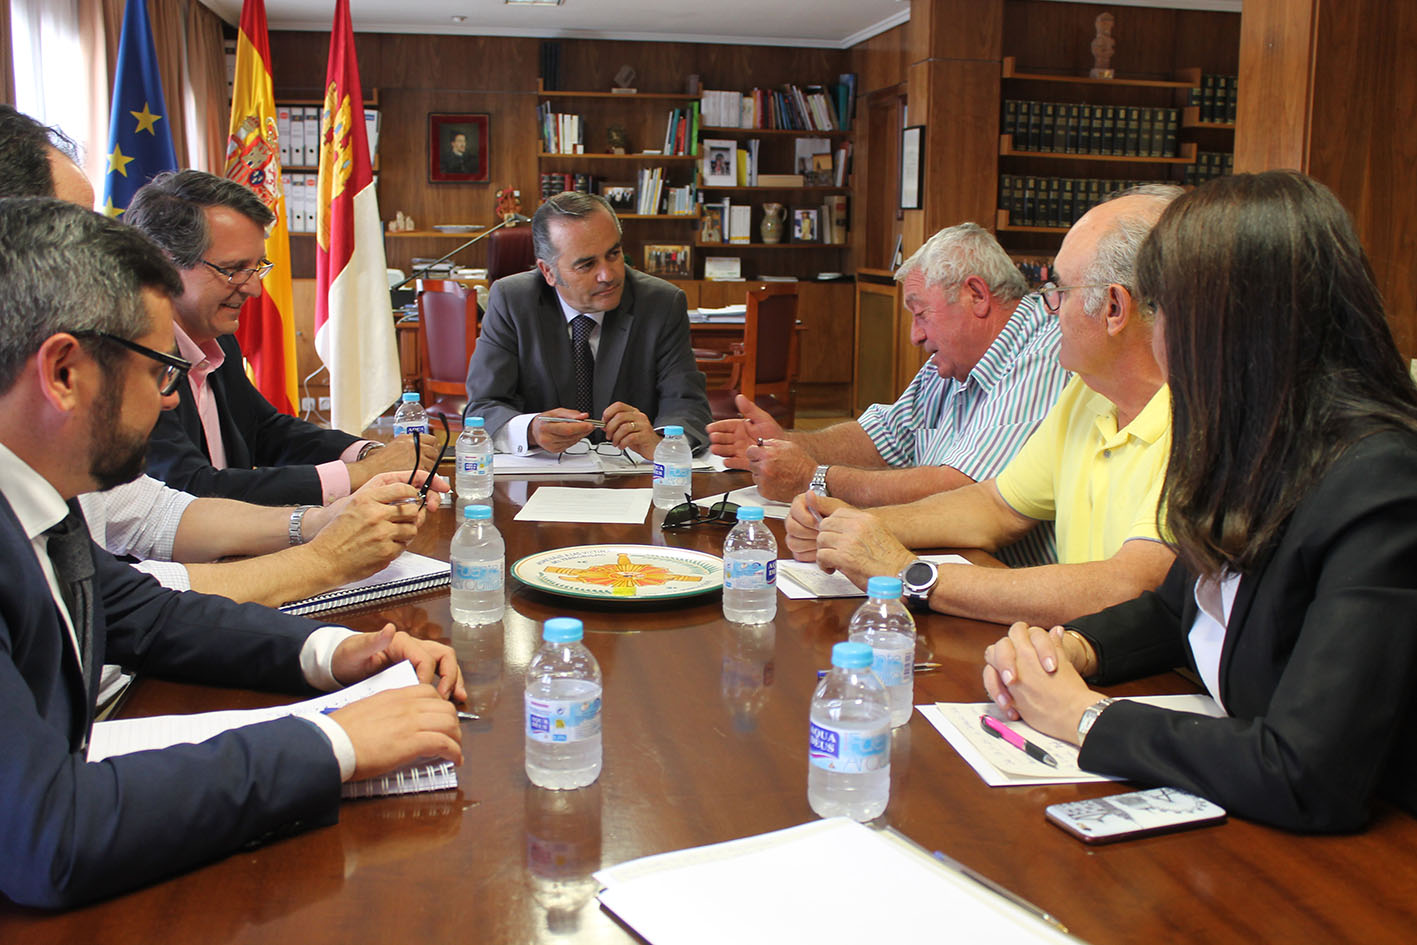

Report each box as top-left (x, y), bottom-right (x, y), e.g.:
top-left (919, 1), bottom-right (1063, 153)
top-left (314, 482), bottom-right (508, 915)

top-left (392, 391), bottom-right (428, 436)
top-left (456, 416), bottom-right (494, 500)
top-left (722, 506), bottom-right (777, 624)
top-left (652, 425), bottom-right (692, 510)
top-left (525, 617), bottom-right (603, 790)
top-left (847, 576), bottom-right (918, 728)
top-left (809, 641), bottom-right (891, 821)
top-left (449, 504), bottom-right (504, 624)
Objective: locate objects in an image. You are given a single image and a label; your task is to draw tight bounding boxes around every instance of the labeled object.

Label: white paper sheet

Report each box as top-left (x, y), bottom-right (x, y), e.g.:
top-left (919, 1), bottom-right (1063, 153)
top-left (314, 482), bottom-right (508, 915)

top-left (694, 485), bottom-right (791, 519)
top-left (513, 486), bottom-right (654, 524)
top-left (776, 554), bottom-right (971, 599)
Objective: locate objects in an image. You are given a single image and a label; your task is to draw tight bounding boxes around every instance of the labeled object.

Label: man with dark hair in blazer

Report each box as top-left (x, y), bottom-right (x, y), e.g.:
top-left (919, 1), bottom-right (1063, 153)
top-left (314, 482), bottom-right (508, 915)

top-left (0, 197), bottom-right (464, 909)
top-left (126, 170), bottom-right (440, 506)
top-left (465, 191), bottom-right (711, 456)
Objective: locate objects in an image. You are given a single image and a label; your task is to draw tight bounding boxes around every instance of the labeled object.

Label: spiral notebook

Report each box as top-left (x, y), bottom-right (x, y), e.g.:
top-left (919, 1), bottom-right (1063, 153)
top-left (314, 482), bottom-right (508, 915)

top-left (279, 551), bottom-right (450, 616)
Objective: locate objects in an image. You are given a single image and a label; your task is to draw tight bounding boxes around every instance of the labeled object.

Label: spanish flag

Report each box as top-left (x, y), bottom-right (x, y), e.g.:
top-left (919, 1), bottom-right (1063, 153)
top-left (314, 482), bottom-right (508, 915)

top-left (315, 0), bottom-right (399, 434)
top-left (225, 0), bottom-right (297, 415)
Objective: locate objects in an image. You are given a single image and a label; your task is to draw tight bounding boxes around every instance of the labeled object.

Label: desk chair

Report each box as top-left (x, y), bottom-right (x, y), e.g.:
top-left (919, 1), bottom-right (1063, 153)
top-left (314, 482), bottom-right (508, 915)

top-left (698, 283), bottom-right (801, 428)
top-left (486, 225), bottom-right (536, 287)
top-left (416, 278), bottom-right (478, 420)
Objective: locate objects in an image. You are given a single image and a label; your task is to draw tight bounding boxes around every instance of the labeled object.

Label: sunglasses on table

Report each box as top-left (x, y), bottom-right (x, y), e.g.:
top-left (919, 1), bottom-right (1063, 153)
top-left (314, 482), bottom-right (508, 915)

top-left (404, 413), bottom-right (452, 510)
top-left (661, 492), bottom-right (741, 530)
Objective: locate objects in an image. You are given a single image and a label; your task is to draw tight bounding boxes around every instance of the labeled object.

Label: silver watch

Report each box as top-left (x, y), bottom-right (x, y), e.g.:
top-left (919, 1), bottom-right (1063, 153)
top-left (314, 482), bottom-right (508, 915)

top-left (1076, 697), bottom-right (1116, 746)
top-left (288, 505), bottom-right (316, 546)
top-left (898, 558), bottom-right (939, 610)
top-left (809, 464), bottom-right (831, 497)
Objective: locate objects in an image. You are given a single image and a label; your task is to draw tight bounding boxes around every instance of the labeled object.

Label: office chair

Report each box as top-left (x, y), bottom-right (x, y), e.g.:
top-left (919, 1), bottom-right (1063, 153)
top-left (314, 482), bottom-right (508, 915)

top-left (416, 278), bottom-right (478, 420)
top-left (698, 283), bottom-right (801, 428)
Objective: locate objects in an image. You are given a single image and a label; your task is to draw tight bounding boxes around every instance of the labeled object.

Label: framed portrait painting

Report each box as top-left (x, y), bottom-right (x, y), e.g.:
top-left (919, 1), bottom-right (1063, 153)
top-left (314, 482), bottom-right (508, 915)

top-left (429, 113), bottom-right (490, 183)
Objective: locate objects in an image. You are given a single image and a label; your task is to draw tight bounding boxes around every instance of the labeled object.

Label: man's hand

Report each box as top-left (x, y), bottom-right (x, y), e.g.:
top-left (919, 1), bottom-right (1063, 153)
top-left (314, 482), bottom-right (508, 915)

top-left (747, 438), bottom-right (816, 502)
top-left (982, 622), bottom-right (1102, 743)
top-left (603, 401), bottom-right (660, 457)
top-left (348, 435), bottom-right (443, 490)
top-left (785, 490), bottom-right (852, 561)
top-left (531, 408), bottom-right (595, 454)
top-left (328, 685), bottom-right (462, 781)
top-left (331, 624), bottom-right (467, 702)
top-left (305, 469), bottom-right (449, 541)
top-left (304, 476), bottom-right (434, 585)
top-left (707, 393), bottom-right (788, 469)
top-left (812, 504), bottom-right (916, 591)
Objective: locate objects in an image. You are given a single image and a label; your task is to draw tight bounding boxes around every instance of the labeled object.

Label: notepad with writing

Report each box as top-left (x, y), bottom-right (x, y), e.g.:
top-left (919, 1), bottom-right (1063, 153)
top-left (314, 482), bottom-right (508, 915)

top-left (279, 550), bottom-right (449, 616)
top-left (86, 661), bottom-right (458, 799)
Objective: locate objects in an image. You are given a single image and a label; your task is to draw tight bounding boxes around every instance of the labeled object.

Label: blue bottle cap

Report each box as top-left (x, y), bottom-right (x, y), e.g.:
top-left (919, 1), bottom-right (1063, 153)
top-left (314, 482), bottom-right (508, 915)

top-left (401, 392), bottom-right (419, 402)
top-left (832, 641), bottom-right (874, 670)
top-left (664, 425), bottom-right (684, 436)
top-left (866, 576), bottom-right (903, 599)
top-left (735, 506), bottom-right (765, 522)
top-left (465, 416), bottom-right (485, 428)
top-left (462, 504), bottom-right (492, 520)
top-left (543, 617), bottom-right (584, 643)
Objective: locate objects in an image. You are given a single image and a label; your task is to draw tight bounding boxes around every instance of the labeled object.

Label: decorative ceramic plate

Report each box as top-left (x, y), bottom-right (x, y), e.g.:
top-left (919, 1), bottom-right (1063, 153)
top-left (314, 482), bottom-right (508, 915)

top-left (511, 544), bottom-right (723, 601)
top-left (432, 224), bottom-right (486, 232)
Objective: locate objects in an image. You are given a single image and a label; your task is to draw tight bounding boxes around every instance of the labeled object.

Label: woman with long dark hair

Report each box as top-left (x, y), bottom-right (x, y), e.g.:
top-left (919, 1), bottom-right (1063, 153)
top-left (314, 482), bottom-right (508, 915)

top-left (981, 170), bottom-right (1417, 831)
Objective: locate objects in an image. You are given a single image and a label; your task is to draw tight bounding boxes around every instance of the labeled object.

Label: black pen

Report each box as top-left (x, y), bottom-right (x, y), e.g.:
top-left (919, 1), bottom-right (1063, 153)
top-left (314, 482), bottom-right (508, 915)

top-left (980, 714), bottom-right (1058, 768)
top-left (817, 662), bottom-right (942, 679)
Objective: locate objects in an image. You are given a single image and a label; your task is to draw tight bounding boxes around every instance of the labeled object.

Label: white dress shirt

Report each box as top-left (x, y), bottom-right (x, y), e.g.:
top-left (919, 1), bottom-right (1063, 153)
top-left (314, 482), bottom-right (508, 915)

top-left (77, 475), bottom-right (195, 590)
top-left (1190, 571), bottom-right (1241, 714)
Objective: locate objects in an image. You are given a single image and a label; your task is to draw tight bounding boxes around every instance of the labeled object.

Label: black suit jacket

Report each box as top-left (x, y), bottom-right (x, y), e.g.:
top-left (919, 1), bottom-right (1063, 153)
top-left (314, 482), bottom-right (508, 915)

top-left (0, 497), bottom-right (340, 908)
top-left (465, 268), bottom-right (712, 450)
top-left (1071, 431), bottom-right (1417, 832)
top-left (146, 335), bottom-right (360, 505)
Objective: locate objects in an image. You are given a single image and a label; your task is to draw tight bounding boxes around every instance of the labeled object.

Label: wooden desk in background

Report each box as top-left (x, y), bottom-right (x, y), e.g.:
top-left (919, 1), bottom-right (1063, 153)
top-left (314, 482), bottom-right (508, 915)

top-left (4, 471), bottom-right (1413, 943)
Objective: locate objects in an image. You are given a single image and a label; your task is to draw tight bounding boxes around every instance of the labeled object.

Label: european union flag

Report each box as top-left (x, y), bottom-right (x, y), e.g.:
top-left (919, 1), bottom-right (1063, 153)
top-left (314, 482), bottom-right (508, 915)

top-left (102, 0), bottom-right (178, 217)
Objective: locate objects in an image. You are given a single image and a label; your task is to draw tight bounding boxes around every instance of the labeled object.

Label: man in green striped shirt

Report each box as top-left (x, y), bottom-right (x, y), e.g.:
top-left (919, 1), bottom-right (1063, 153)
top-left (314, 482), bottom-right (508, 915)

top-left (709, 223), bottom-right (1067, 565)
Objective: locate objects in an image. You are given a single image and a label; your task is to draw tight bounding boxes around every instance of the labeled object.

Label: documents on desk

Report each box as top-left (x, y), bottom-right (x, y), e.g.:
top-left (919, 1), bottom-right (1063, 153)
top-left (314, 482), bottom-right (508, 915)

top-left (86, 661), bottom-right (457, 798)
top-left (514, 485), bottom-right (655, 524)
top-left (776, 554), bottom-right (971, 599)
top-left (493, 450), bottom-right (719, 477)
top-left (694, 484), bottom-right (791, 519)
top-left (921, 694), bottom-right (1224, 787)
top-left (594, 818), bottom-right (1077, 945)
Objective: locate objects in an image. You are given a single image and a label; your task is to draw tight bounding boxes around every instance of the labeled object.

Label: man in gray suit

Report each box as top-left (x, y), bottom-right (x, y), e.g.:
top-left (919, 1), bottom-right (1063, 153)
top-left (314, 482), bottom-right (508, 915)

top-left (464, 192), bottom-right (711, 456)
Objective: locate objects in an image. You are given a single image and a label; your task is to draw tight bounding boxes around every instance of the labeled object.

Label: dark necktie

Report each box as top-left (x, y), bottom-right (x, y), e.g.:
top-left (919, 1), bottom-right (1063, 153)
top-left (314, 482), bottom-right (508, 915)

top-left (571, 314), bottom-right (595, 417)
top-left (45, 505), bottom-right (95, 679)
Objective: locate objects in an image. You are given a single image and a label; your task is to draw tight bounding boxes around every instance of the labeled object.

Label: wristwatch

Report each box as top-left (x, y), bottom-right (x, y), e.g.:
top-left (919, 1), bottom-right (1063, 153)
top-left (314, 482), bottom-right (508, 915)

top-left (898, 558), bottom-right (939, 611)
top-left (809, 464), bottom-right (831, 497)
top-left (1076, 697), bottom-right (1116, 746)
top-left (288, 505), bottom-right (316, 546)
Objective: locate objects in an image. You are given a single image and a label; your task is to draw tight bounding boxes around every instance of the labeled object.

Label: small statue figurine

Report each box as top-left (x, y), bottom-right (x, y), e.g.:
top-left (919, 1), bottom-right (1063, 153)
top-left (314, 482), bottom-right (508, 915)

top-left (1090, 12), bottom-right (1116, 79)
top-left (607, 125), bottom-right (629, 155)
top-left (495, 188), bottom-right (523, 224)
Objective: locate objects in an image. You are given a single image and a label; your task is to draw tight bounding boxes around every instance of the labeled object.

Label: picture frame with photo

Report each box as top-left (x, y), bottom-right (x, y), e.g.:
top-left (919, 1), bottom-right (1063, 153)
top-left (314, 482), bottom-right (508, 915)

top-left (700, 204), bottom-right (726, 244)
top-left (806, 152), bottom-right (834, 186)
top-left (792, 208), bottom-right (819, 243)
top-left (702, 138), bottom-right (738, 186)
top-left (642, 243), bottom-right (693, 279)
top-left (598, 180), bottom-right (637, 213)
top-left (428, 113), bottom-right (490, 183)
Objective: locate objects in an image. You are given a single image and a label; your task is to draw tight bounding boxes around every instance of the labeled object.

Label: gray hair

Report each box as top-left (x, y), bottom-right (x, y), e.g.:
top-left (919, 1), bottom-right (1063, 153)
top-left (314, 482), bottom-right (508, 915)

top-left (894, 222), bottom-right (1027, 303)
top-left (1082, 184), bottom-right (1184, 317)
top-left (0, 197), bottom-right (181, 392)
top-left (125, 169), bottom-right (274, 269)
top-left (0, 105), bottom-right (80, 198)
top-left (531, 191), bottom-right (621, 266)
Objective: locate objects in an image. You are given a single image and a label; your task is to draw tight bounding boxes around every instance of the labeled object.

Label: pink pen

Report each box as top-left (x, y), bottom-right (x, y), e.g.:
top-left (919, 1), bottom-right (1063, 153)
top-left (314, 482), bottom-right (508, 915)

top-left (980, 714), bottom-right (1059, 768)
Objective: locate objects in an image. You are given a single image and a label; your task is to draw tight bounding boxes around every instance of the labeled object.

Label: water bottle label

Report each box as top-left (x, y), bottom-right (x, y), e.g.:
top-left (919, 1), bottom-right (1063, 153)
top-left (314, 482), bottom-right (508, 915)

top-left (724, 558), bottom-right (776, 590)
top-left (526, 693), bottom-right (602, 743)
top-left (871, 648), bottom-right (912, 688)
top-left (394, 422), bottom-right (428, 436)
top-left (653, 463), bottom-right (690, 487)
top-left (453, 561), bottom-right (503, 591)
top-left (460, 455), bottom-right (491, 475)
top-left (809, 721), bottom-right (888, 773)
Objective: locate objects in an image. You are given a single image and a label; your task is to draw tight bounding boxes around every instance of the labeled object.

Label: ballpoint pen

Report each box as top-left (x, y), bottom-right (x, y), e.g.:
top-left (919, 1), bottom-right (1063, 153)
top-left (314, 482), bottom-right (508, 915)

top-left (817, 662), bottom-right (942, 679)
top-left (980, 714), bottom-right (1058, 768)
top-left (540, 416), bottom-right (607, 428)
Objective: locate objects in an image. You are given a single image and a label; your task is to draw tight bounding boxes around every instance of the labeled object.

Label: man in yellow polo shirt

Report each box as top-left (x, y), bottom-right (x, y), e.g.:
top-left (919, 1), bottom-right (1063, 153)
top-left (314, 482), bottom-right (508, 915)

top-left (784, 186), bottom-right (1180, 627)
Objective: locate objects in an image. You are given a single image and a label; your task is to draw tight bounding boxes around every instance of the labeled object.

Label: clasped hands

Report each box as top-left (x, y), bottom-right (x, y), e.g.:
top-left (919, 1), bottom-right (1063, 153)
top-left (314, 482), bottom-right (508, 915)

top-left (982, 622), bottom-right (1103, 746)
top-left (532, 402), bottom-right (660, 457)
top-left (785, 491), bottom-right (915, 590)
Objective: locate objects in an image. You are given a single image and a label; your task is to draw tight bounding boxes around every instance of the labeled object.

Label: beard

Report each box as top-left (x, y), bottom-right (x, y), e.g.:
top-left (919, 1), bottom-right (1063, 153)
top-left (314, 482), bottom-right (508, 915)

top-left (88, 376), bottom-right (151, 491)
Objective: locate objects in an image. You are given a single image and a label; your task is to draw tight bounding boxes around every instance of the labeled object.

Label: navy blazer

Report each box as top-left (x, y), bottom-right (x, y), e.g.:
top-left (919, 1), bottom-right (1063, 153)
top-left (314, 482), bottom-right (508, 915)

top-left (1071, 431), bottom-right (1417, 832)
top-left (465, 268), bottom-right (712, 450)
top-left (0, 496), bottom-right (341, 908)
top-left (145, 334), bottom-right (360, 505)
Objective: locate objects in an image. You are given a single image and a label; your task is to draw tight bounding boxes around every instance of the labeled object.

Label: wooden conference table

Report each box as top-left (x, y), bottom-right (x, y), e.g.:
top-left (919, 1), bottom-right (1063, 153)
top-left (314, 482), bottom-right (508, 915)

top-left (4, 470), bottom-right (1416, 943)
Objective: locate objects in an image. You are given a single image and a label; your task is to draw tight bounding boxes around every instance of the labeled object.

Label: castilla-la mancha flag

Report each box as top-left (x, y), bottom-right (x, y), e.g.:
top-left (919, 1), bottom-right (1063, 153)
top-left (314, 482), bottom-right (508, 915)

top-left (225, 0), bottom-right (297, 415)
top-left (315, 0), bottom-right (399, 434)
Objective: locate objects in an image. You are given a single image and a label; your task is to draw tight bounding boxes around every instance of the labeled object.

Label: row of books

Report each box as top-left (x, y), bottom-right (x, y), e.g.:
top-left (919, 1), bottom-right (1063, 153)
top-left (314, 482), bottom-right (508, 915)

top-left (537, 104), bottom-right (583, 154)
top-left (634, 167), bottom-right (695, 216)
top-left (700, 74), bottom-right (856, 132)
top-left (660, 103), bottom-right (700, 156)
top-left (274, 105), bottom-right (379, 169)
top-left (539, 172), bottom-right (594, 202)
top-left (1003, 101), bottom-right (1180, 158)
top-left (702, 137), bottom-right (850, 188)
top-left (998, 175), bottom-right (1156, 230)
top-left (1184, 151), bottom-right (1234, 186)
top-left (698, 196), bottom-right (848, 245)
top-left (1190, 74), bottom-right (1239, 125)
